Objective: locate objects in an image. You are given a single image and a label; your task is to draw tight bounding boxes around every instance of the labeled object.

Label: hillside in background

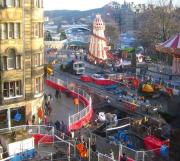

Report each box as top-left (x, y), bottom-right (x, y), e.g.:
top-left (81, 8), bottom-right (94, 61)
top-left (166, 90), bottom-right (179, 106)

top-left (44, 1), bottom-right (121, 26)
top-left (45, 8), bottom-right (106, 25)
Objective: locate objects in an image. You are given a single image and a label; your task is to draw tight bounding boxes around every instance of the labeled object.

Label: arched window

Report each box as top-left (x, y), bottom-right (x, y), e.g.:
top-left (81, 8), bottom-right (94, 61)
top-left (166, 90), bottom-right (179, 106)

top-left (7, 49), bottom-right (16, 69)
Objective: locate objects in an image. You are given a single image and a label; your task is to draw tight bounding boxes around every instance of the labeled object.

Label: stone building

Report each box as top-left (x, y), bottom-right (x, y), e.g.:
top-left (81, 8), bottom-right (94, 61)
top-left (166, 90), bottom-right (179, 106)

top-left (0, 0), bottom-right (44, 128)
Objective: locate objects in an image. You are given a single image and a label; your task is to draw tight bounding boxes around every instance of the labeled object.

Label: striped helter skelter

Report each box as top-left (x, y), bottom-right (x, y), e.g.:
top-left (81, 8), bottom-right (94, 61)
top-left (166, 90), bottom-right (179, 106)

top-left (89, 14), bottom-right (108, 62)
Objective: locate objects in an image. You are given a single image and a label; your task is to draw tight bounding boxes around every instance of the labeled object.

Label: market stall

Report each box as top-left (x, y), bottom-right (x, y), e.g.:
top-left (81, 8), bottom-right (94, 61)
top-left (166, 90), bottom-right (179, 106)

top-left (156, 33), bottom-right (180, 74)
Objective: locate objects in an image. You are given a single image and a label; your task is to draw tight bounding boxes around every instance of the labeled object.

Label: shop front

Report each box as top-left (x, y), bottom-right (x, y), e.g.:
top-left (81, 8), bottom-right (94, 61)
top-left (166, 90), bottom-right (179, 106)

top-left (0, 95), bottom-right (44, 129)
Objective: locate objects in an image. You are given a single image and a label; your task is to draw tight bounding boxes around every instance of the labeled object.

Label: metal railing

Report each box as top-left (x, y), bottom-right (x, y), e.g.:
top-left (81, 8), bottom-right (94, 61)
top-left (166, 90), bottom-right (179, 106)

top-left (0, 125), bottom-right (54, 135)
top-left (0, 125), bottom-right (168, 161)
top-left (87, 123), bottom-right (167, 161)
top-left (46, 76), bottom-right (92, 130)
top-left (0, 125), bottom-right (80, 161)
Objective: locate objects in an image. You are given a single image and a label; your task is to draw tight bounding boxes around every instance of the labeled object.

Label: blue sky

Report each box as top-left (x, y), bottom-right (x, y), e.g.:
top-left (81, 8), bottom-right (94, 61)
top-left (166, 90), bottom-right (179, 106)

top-left (44, 0), bottom-right (180, 10)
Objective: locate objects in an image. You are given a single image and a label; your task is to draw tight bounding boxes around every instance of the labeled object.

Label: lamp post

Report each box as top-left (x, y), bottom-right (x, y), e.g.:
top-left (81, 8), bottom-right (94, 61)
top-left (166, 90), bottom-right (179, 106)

top-left (78, 88), bottom-right (79, 112)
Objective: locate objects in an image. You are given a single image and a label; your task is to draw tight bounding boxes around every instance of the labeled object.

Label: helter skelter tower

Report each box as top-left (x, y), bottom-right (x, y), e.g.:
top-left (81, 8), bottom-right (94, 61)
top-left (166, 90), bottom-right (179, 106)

top-left (88, 14), bottom-right (108, 64)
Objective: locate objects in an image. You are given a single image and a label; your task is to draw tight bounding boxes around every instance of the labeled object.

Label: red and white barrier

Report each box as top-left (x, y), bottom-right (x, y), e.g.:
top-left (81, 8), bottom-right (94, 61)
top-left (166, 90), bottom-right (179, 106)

top-left (46, 77), bottom-right (93, 131)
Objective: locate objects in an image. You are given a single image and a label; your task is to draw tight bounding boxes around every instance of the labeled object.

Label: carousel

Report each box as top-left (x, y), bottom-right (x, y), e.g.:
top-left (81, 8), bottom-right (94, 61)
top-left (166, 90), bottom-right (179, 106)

top-left (156, 33), bottom-right (180, 74)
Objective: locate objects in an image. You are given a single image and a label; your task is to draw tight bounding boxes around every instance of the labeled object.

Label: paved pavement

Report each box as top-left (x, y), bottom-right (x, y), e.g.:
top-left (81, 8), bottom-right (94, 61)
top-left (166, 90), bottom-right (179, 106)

top-left (45, 85), bottom-right (84, 125)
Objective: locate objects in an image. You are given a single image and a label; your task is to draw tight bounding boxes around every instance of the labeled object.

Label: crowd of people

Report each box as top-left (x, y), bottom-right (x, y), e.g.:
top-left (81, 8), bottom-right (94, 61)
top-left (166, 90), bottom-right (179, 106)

top-left (54, 120), bottom-right (67, 133)
top-left (43, 89), bottom-right (68, 134)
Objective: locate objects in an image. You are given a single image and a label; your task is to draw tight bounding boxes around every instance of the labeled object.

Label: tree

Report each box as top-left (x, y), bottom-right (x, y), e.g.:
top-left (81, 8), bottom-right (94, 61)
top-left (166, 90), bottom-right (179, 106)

top-left (44, 31), bottom-right (52, 41)
top-left (136, 0), bottom-right (180, 55)
top-left (59, 30), bottom-right (67, 41)
top-left (105, 20), bottom-right (120, 49)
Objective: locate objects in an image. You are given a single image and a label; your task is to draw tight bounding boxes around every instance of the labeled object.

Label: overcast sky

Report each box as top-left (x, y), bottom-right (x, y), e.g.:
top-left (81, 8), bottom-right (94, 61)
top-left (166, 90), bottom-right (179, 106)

top-left (44, 0), bottom-right (180, 11)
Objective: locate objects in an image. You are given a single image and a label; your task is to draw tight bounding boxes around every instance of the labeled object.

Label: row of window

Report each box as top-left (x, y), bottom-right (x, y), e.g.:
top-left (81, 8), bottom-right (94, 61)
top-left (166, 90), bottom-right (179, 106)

top-left (1, 49), bottom-right (43, 70)
top-left (3, 80), bottom-right (22, 98)
top-left (0, 23), bottom-right (43, 40)
top-left (3, 77), bottom-right (43, 99)
top-left (1, 0), bottom-right (43, 8)
top-left (1, 0), bottom-right (21, 8)
top-left (1, 23), bottom-right (21, 40)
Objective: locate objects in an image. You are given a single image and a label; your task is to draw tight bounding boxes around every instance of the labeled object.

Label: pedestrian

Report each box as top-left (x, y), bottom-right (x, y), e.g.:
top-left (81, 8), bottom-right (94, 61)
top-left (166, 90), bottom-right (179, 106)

top-left (77, 132), bottom-right (81, 143)
top-left (61, 121), bottom-right (66, 133)
top-left (32, 115), bottom-right (35, 125)
top-left (44, 93), bottom-right (47, 101)
top-left (55, 120), bottom-right (60, 131)
top-left (82, 138), bottom-right (87, 149)
top-left (48, 93), bottom-right (52, 103)
top-left (71, 130), bottom-right (75, 139)
top-left (44, 116), bottom-right (48, 125)
top-left (44, 104), bottom-right (48, 116)
top-left (120, 153), bottom-right (127, 161)
top-left (26, 120), bottom-right (29, 125)
top-left (47, 102), bottom-right (52, 116)
top-left (91, 141), bottom-right (97, 152)
top-left (55, 89), bottom-right (59, 99)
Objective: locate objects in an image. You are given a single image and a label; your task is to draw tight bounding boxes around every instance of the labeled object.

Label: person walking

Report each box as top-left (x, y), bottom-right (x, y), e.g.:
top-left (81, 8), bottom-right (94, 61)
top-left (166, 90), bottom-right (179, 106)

top-left (47, 102), bottom-right (52, 116)
top-left (82, 138), bottom-right (87, 149)
top-left (55, 120), bottom-right (60, 131)
top-left (55, 90), bottom-right (59, 100)
top-left (77, 132), bottom-right (81, 143)
top-left (91, 141), bottom-right (97, 152)
top-left (61, 121), bottom-right (66, 133)
top-left (120, 153), bottom-right (127, 161)
top-left (32, 115), bottom-right (35, 125)
top-left (44, 116), bottom-right (48, 125)
top-left (47, 93), bottom-right (52, 103)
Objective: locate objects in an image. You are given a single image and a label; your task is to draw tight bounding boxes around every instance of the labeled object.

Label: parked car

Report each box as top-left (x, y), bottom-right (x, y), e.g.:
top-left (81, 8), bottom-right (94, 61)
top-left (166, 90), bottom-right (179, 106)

top-left (91, 74), bottom-right (104, 80)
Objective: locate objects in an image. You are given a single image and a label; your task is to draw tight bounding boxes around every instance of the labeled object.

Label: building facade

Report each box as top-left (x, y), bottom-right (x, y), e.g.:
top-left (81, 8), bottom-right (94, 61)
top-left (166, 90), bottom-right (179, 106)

top-left (0, 0), bottom-right (44, 128)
